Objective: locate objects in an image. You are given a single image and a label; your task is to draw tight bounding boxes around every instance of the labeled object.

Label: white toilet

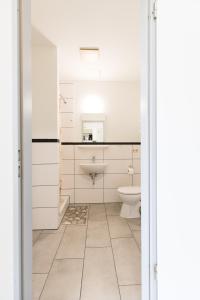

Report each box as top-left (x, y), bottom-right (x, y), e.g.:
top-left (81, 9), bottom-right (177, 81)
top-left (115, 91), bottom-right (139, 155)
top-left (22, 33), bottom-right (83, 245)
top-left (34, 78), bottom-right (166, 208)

top-left (118, 186), bottom-right (141, 218)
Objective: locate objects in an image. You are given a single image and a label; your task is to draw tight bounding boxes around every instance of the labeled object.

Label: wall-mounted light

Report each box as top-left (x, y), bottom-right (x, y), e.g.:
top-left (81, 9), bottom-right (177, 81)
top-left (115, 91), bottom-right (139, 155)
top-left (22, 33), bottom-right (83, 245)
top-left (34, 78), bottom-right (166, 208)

top-left (81, 95), bottom-right (104, 114)
top-left (80, 48), bottom-right (100, 63)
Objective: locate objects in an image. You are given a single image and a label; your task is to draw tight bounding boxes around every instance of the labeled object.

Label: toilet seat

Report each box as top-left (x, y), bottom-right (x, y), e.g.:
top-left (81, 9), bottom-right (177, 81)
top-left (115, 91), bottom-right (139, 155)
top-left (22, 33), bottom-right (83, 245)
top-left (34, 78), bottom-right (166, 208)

top-left (118, 186), bottom-right (140, 195)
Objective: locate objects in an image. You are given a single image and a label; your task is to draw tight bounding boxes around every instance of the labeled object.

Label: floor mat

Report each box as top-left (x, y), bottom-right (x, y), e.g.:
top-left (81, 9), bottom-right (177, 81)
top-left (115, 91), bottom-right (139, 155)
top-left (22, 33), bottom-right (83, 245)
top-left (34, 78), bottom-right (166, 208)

top-left (62, 205), bottom-right (89, 225)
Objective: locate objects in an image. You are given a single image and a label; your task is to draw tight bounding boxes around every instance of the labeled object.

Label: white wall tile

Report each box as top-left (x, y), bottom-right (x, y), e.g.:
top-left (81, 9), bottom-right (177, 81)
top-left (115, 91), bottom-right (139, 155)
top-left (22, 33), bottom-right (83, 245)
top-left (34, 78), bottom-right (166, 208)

top-left (60, 145), bottom-right (74, 159)
top-left (132, 145), bottom-right (141, 159)
top-left (104, 160), bottom-right (132, 174)
top-left (60, 98), bottom-right (74, 113)
top-left (60, 83), bottom-right (74, 98)
top-left (60, 113), bottom-right (74, 128)
top-left (75, 146), bottom-right (103, 159)
top-left (32, 164), bottom-right (59, 186)
top-left (32, 186), bottom-right (59, 208)
top-left (32, 143), bottom-right (59, 164)
top-left (104, 145), bottom-right (132, 159)
top-left (75, 159), bottom-right (103, 174)
top-left (60, 160), bottom-right (74, 174)
top-left (59, 145), bottom-right (140, 205)
top-left (75, 174), bottom-right (103, 189)
top-left (61, 175), bottom-right (74, 189)
top-left (133, 174), bottom-right (141, 186)
top-left (61, 128), bottom-right (74, 142)
top-left (104, 189), bottom-right (121, 203)
top-left (75, 189), bottom-right (103, 203)
top-left (32, 208), bottom-right (59, 230)
top-left (132, 159), bottom-right (141, 174)
top-left (104, 174), bottom-right (132, 188)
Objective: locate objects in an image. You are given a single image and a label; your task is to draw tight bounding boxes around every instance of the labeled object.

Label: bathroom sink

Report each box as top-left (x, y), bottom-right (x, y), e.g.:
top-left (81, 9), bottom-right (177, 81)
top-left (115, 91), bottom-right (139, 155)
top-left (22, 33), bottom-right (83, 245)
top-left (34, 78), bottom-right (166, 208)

top-left (80, 163), bottom-right (107, 174)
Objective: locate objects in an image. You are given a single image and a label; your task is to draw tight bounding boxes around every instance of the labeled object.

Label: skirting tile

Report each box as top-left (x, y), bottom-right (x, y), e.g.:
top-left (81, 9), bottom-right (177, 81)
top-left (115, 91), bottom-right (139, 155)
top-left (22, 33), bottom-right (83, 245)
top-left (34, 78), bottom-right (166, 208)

top-left (32, 208), bottom-right (59, 230)
top-left (32, 186), bottom-right (59, 208)
top-left (75, 189), bottom-right (103, 203)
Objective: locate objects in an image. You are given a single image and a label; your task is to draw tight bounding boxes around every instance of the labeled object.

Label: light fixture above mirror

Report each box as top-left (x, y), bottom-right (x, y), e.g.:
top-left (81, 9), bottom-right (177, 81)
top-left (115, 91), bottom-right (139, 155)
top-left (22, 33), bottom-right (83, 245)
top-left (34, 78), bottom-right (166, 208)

top-left (80, 48), bottom-right (100, 63)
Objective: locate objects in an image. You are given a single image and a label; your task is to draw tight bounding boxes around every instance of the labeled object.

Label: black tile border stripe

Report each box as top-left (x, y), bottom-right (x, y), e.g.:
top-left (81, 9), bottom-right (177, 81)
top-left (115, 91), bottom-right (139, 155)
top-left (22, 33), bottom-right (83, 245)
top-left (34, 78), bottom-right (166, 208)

top-left (32, 139), bottom-right (60, 143)
top-left (61, 142), bottom-right (141, 145)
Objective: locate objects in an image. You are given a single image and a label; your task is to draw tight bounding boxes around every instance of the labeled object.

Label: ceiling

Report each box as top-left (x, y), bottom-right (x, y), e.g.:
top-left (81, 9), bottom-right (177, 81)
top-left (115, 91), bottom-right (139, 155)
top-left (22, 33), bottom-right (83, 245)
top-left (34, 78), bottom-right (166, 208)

top-left (31, 0), bottom-right (139, 82)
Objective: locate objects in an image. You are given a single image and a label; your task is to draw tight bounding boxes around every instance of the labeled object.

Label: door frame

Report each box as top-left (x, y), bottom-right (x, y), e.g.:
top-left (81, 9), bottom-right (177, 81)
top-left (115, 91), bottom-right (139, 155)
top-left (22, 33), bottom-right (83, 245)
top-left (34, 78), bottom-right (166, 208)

top-left (20, 0), bottom-right (32, 299)
top-left (19, 0), bottom-right (157, 299)
top-left (140, 0), bottom-right (157, 299)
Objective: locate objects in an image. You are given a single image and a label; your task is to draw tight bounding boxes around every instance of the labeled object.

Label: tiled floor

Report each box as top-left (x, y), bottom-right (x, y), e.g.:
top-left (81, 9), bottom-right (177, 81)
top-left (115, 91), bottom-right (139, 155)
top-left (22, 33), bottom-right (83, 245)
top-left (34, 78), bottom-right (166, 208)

top-left (32, 203), bottom-right (141, 300)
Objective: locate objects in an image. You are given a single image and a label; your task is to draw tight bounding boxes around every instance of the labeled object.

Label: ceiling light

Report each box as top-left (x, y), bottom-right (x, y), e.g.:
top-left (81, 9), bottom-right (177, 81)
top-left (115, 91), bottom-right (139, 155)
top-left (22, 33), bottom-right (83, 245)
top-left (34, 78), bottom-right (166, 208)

top-left (80, 48), bottom-right (100, 63)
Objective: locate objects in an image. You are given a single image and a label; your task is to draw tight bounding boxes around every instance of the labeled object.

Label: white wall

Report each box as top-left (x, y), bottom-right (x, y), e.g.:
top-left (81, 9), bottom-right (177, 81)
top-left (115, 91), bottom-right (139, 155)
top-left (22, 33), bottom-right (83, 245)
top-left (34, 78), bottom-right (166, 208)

top-left (62, 81), bottom-right (140, 142)
top-left (32, 44), bottom-right (59, 138)
top-left (60, 144), bottom-right (141, 204)
top-left (0, 0), bottom-right (20, 299)
top-left (157, 1), bottom-right (200, 299)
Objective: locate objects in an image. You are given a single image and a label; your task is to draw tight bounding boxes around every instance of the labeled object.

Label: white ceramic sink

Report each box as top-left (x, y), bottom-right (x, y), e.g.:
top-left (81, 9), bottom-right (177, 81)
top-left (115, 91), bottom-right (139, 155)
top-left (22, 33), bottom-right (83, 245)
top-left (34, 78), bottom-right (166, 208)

top-left (80, 163), bottom-right (107, 174)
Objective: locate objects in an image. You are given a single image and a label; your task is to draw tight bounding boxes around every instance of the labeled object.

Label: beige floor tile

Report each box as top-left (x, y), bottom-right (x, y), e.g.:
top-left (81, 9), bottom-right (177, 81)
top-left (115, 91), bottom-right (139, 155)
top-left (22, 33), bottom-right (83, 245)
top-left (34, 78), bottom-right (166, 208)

top-left (112, 238), bottom-right (141, 285)
top-left (32, 274), bottom-right (47, 300)
top-left (40, 259), bottom-right (83, 300)
top-left (120, 285), bottom-right (141, 300)
top-left (33, 233), bottom-right (63, 273)
top-left (105, 203), bottom-right (122, 216)
top-left (133, 231), bottom-right (141, 250)
top-left (89, 204), bottom-right (106, 221)
top-left (56, 225), bottom-right (86, 259)
top-left (107, 216), bottom-right (132, 238)
top-left (81, 247), bottom-right (120, 300)
top-left (86, 220), bottom-right (110, 247)
top-left (127, 218), bottom-right (141, 231)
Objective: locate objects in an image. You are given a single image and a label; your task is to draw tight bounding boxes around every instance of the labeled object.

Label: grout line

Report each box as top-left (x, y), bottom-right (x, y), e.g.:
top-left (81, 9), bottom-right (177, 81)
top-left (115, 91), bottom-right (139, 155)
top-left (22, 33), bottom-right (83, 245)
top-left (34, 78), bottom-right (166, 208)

top-left (32, 207), bottom-right (58, 209)
top-left (119, 284), bottom-right (141, 287)
top-left (103, 148), bottom-right (105, 203)
top-left (127, 222), bottom-right (141, 252)
top-left (104, 203), bottom-right (122, 300)
top-left (32, 273), bottom-right (48, 275)
top-left (132, 231), bottom-right (141, 252)
top-left (111, 236), bottom-right (134, 240)
top-left (32, 184), bottom-right (58, 187)
top-left (61, 172), bottom-right (141, 175)
top-left (32, 163), bottom-right (58, 166)
top-left (55, 257), bottom-right (84, 261)
top-left (38, 225), bottom-right (67, 300)
top-left (79, 203), bottom-right (89, 300)
top-left (73, 146), bottom-right (76, 205)
top-left (86, 246), bottom-right (111, 249)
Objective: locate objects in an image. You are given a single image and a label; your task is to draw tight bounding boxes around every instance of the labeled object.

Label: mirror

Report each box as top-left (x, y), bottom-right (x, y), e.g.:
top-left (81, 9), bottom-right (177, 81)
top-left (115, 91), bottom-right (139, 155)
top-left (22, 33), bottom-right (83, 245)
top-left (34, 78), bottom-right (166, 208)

top-left (82, 121), bottom-right (104, 142)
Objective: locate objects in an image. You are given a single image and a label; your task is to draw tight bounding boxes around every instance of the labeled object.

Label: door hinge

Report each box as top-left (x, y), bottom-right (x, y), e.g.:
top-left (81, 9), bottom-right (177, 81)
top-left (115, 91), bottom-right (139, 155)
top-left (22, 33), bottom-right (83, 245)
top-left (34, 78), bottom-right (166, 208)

top-left (152, 0), bottom-right (157, 20)
top-left (154, 264), bottom-right (158, 280)
top-left (18, 149), bottom-right (21, 178)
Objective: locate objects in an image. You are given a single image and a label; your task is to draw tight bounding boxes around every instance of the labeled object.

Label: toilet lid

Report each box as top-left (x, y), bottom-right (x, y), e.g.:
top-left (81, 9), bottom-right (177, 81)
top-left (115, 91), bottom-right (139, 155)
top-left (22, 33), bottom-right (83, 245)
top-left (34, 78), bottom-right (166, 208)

top-left (118, 186), bottom-right (141, 195)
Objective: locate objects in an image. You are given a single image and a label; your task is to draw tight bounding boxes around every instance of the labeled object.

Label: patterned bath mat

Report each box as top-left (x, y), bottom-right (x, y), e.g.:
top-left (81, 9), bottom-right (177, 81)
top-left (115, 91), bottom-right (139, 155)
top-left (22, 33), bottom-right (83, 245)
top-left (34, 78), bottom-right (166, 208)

top-left (62, 205), bottom-right (89, 225)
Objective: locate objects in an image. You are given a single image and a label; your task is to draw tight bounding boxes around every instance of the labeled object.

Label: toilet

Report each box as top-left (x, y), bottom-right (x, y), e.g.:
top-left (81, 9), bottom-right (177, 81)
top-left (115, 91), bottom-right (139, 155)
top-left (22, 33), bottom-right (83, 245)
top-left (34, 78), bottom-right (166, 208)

top-left (118, 186), bottom-right (141, 218)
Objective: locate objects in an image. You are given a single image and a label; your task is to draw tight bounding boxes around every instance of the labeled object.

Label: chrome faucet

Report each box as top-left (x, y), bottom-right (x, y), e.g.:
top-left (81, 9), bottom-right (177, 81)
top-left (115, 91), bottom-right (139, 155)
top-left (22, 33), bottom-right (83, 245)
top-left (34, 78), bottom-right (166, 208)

top-left (92, 156), bottom-right (96, 163)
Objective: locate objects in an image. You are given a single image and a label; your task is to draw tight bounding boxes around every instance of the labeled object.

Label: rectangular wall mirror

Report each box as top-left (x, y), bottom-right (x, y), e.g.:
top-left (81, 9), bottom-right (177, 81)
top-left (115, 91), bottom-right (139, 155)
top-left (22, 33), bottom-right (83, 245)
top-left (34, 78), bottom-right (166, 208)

top-left (82, 121), bottom-right (104, 142)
